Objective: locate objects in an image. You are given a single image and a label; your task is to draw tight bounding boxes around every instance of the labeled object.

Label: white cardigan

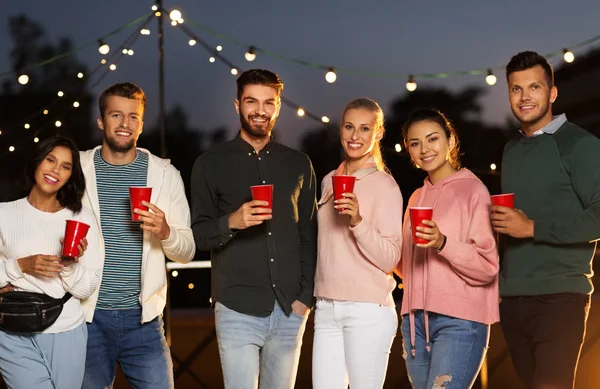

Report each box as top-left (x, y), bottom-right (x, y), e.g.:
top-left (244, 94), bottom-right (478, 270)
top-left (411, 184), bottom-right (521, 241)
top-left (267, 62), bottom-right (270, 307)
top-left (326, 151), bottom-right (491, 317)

top-left (80, 146), bottom-right (195, 323)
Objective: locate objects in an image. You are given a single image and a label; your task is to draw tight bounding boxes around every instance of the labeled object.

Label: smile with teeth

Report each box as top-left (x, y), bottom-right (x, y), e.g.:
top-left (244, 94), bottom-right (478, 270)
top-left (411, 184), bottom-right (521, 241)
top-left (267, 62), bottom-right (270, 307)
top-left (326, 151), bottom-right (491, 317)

top-left (421, 155), bottom-right (436, 163)
top-left (44, 174), bottom-right (59, 184)
top-left (115, 131), bottom-right (132, 137)
top-left (347, 142), bottom-right (362, 150)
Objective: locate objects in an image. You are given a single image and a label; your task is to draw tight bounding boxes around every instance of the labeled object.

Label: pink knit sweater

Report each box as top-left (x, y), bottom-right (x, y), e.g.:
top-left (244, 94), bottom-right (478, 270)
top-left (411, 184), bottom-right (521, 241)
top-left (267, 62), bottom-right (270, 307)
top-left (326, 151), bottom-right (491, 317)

top-left (314, 162), bottom-right (404, 306)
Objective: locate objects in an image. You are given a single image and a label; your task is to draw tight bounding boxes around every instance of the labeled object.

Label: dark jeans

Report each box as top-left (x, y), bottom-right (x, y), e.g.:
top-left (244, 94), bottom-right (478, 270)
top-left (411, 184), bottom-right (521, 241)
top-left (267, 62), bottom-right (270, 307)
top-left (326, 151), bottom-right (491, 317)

top-left (500, 293), bottom-right (591, 389)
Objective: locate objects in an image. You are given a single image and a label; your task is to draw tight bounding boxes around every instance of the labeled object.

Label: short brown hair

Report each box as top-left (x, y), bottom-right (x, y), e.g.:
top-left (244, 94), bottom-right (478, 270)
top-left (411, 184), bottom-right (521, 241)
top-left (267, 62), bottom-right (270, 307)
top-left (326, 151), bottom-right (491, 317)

top-left (98, 82), bottom-right (147, 118)
top-left (506, 51), bottom-right (554, 86)
top-left (236, 69), bottom-right (284, 100)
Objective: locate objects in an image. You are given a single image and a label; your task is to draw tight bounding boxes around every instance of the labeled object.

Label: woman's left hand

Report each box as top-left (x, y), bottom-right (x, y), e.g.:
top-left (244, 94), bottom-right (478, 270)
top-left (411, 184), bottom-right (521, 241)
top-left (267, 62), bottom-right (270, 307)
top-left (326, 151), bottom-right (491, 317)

top-left (334, 193), bottom-right (362, 227)
top-left (59, 237), bottom-right (88, 266)
top-left (415, 220), bottom-right (445, 250)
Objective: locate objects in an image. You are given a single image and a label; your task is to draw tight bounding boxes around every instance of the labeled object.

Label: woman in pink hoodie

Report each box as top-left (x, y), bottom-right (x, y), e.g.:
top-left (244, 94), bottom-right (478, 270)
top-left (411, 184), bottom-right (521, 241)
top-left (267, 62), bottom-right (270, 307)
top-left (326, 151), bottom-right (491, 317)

top-left (312, 98), bottom-right (404, 389)
top-left (398, 108), bottom-right (499, 389)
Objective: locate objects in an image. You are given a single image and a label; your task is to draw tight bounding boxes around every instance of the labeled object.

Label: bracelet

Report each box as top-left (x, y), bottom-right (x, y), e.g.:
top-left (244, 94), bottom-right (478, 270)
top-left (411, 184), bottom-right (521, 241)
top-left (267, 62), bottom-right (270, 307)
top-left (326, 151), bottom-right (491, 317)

top-left (436, 234), bottom-right (447, 253)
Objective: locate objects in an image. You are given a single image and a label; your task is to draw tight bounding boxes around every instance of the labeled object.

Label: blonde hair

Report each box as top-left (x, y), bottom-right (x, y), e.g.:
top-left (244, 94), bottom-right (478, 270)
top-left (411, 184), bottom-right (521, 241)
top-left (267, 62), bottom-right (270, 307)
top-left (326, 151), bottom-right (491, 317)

top-left (341, 98), bottom-right (389, 173)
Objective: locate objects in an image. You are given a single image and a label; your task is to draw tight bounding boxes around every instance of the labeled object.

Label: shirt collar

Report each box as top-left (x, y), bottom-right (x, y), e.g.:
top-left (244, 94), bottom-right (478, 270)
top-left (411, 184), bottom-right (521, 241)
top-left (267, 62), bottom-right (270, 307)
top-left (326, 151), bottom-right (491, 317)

top-left (233, 132), bottom-right (276, 153)
top-left (519, 114), bottom-right (567, 137)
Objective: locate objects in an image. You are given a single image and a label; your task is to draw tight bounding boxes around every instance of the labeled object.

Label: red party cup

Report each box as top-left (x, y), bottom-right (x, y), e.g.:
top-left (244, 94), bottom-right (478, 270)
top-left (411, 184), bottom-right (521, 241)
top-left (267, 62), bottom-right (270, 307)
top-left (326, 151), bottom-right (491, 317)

top-left (332, 175), bottom-right (356, 201)
top-left (129, 187), bottom-right (152, 221)
top-left (251, 184), bottom-right (274, 215)
top-left (410, 207), bottom-right (434, 245)
top-left (491, 193), bottom-right (515, 209)
top-left (62, 220), bottom-right (90, 258)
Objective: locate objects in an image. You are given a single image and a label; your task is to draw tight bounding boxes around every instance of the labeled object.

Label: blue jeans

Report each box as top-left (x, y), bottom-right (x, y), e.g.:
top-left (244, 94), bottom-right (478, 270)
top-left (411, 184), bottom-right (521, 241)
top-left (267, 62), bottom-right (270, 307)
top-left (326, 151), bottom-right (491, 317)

top-left (82, 308), bottom-right (173, 389)
top-left (401, 311), bottom-right (489, 389)
top-left (0, 322), bottom-right (87, 389)
top-left (215, 301), bottom-right (308, 389)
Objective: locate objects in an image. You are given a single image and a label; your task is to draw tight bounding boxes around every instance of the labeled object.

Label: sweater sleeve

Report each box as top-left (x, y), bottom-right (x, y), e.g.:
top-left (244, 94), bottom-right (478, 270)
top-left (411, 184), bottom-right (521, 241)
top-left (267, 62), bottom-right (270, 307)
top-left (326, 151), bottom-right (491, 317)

top-left (438, 187), bottom-right (499, 286)
top-left (534, 137), bottom-right (600, 244)
top-left (351, 175), bottom-right (403, 274)
top-left (160, 166), bottom-right (196, 263)
top-left (60, 209), bottom-right (101, 299)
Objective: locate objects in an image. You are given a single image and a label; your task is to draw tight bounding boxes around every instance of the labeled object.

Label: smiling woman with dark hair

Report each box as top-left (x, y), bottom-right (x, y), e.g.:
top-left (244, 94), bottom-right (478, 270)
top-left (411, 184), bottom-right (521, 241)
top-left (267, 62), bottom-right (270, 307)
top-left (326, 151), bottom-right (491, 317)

top-left (0, 135), bottom-right (101, 389)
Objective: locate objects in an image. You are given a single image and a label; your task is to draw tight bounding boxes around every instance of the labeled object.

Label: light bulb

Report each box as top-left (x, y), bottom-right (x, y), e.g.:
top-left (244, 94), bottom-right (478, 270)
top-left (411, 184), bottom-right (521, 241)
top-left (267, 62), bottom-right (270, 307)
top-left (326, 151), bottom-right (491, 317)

top-left (109, 64), bottom-right (117, 71)
top-left (245, 47), bottom-right (256, 62)
top-left (231, 68), bottom-right (238, 75)
top-left (406, 75), bottom-right (417, 92)
top-left (485, 69), bottom-right (497, 86)
top-left (490, 163), bottom-right (497, 171)
top-left (77, 72), bottom-right (84, 79)
top-left (18, 74), bottom-right (29, 85)
top-left (325, 68), bottom-right (337, 83)
top-left (395, 143), bottom-right (402, 152)
top-left (34, 137), bottom-right (39, 143)
top-left (9, 146), bottom-right (15, 152)
top-left (73, 101), bottom-right (80, 108)
top-left (189, 39), bottom-right (197, 46)
top-left (24, 123), bottom-right (30, 129)
top-left (57, 91), bottom-right (64, 97)
top-left (209, 57), bottom-right (216, 63)
top-left (55, 121), bottom-right (62, 127)
top-left (169, 10), bottom-right (182, 21)
top-left (563, 49), bottom-right (574, 63)
top-left (297, 108), bottom-right (305, 117)
top-left (216, 45), bottom-right (223, 52)
top-left (98, 40), bottom-right (110, 55)
top-left (321, 116), bottom-right (330, 123)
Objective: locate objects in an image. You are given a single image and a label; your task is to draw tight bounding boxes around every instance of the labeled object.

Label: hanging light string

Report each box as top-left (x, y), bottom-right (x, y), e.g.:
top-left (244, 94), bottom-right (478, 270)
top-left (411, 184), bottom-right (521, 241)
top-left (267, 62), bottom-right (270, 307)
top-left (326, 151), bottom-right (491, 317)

top-left (171, 10), bottom-right (335, 127)
top-left (181, 15), bottom-right (600, 81)
top-left (0, 12), bottom-right (153, 80)
top-left (0, 15), bottom-right (155, 156)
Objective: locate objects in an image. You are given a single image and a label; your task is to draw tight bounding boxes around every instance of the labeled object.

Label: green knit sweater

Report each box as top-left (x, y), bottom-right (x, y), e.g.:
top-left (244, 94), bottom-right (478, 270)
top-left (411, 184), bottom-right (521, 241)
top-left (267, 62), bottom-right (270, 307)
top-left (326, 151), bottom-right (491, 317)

top-left (500, 121), bottom-right (600, 296)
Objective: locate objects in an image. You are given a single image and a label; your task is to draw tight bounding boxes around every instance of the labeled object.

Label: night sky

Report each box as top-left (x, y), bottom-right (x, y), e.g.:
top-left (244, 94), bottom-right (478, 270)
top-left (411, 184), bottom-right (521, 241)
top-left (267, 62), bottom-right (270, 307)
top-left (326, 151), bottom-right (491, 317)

top-left (1, 0), bottom-right (600, 148)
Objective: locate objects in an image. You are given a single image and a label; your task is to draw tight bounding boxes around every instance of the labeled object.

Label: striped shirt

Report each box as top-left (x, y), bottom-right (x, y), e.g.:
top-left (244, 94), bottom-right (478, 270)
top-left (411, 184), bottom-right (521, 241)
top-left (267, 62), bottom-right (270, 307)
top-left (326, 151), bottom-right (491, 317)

top-left (94, 149), bottom-right (148, 309)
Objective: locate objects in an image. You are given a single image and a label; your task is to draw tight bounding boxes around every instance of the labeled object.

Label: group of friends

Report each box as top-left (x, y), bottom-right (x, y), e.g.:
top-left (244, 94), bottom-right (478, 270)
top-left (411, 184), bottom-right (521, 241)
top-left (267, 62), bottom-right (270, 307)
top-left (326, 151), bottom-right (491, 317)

top-left (0, 49), bottom-right (597, 389)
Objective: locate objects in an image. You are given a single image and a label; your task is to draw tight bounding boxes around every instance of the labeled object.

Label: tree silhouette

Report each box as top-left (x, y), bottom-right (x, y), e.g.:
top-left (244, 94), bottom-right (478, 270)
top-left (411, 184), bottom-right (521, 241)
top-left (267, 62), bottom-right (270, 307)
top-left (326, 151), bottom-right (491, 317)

top-left (0, 15), bottom-right (93, 201)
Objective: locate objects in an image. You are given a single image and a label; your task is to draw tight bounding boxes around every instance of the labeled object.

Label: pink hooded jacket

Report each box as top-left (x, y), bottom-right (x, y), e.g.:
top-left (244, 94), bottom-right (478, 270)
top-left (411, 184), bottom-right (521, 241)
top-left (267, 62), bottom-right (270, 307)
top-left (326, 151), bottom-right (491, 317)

top-left (397, 169), bottom-right (499, 356)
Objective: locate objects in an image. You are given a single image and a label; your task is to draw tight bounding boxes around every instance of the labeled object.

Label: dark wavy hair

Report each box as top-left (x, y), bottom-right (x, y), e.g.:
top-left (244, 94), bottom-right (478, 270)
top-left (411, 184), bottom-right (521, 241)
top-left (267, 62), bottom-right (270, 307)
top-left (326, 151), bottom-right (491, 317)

top-left (402, 108), bottom-right (461, 169)
top-left (506, 51), bottom-right (554, 87)
top-left (236, 69), bottom-right (284, 100)
top-left (24, 135), bottom-right (85, 213)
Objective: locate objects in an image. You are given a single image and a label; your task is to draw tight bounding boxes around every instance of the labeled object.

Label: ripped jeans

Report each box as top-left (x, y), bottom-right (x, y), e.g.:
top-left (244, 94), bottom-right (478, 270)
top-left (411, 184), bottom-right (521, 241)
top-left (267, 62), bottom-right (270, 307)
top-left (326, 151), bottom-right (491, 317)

top-left (401, 311), bottom-right (489, 389)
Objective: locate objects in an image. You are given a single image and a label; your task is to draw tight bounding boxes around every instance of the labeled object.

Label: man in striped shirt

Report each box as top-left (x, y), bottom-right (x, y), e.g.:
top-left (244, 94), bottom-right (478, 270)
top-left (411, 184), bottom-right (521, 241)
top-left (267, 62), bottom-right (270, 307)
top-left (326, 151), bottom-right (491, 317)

top-left (79, 83), bottom-right (196, 389)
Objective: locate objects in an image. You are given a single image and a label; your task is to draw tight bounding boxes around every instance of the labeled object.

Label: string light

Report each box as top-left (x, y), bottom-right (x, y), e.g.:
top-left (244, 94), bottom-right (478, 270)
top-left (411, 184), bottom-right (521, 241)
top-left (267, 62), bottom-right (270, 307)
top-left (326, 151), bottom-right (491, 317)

top-left (18, 74), bottom-right (29, 85)
top-left (73, 101), bottom-right (80, 108)
top-left (171, 21), bottom-right (178, 27)
top-left (127, 49), bottom-right (134, 56)
top-left (55, 121), bottom-right (62, 127)
top-left (209, 56), bottom-right (216, 63)
top-left (155, 11), bottom-right (161, 17)
top-left (109, 64), bottom-right (117, 71)
top-left (33, 137), bottom-right (39, 143)
top-left (297, 108), bottom-right (305, 117)
top-left (231, 68), bottom-right (239, 75)
top-left (9, 146), bottom-right (15, 152)
top-left (490, 163), bottom-right (497, 171)
top-left (406, 75), bottom-right (417, 92)
top-left (169, 10), bottom-right (182, 21)
top-left (0, 130), bottom-right (2, 135)
top-left (57, 91), bottom-right (64, 97)
top-left (216, 45), bottom-right (223, 52)
top-left (245, 46), bottom-right (256, 62)
top-left (563, 48), bottom-right (575, 63)
top-left (77, 72), bottom-right (84, 79)
top-left (188, 39), bottom-right (197, 46)
top-left (43, 109), bottom-right (49, 115)
top-left (178, 18), bottom-right (184, 24)
top-left (101, 59), bottom-right (107, 65)
top-left (140, 29), bottom-right (151, 35)
top-left (321, 116), bottom-right (330, 123)
top-left (485, 69), bottom-right (497, 86)
top-left (172, 270), bottom-right (179, 277)
top-left (151, 5), bottom-right (158, 11)
top-left (188, 283), bottom-right (195, 290)
top-left (24, 123), bottom-right (30, 129)
top-left (122, 48), bottom-right (128, 54)
top-left (395, 144), bottom-right (402, 152)
top-left (325, 68), bottom-right (337, 83)
top-left (98, 40), bottom-right (110, 55)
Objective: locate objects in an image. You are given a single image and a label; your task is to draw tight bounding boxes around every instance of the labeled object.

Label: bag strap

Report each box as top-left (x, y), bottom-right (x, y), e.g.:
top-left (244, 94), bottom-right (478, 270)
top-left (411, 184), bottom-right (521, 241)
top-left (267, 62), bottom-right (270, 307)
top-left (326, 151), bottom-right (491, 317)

top-left (61, 293), bottom-right (72, 303)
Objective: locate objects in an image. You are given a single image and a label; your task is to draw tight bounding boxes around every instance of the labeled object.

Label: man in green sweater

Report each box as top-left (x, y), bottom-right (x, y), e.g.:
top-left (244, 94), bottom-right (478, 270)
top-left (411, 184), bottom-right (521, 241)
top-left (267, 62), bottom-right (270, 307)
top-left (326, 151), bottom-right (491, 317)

top-left (491, 51), bottom-right (600, 389)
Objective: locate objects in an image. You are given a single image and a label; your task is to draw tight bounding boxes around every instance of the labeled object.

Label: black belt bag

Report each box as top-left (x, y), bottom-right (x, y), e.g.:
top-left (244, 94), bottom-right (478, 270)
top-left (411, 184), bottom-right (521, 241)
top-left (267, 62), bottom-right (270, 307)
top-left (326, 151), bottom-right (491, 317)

top-left (0, 291), bottom-right (72, 333)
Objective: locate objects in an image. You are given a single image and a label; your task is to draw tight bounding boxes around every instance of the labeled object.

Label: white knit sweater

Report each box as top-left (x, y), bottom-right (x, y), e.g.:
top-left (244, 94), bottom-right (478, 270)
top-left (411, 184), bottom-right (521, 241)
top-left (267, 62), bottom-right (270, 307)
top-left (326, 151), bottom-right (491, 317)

top-left (0, 198), bottom-right (101, 333)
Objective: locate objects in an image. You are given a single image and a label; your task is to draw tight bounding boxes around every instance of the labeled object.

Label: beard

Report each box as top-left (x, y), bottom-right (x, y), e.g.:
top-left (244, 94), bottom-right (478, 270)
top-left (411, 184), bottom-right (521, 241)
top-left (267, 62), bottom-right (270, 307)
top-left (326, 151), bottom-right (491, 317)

top-left (239, 112), bottom-right (275, 138)
top-left (104, 131), bottom-right (136, 153)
